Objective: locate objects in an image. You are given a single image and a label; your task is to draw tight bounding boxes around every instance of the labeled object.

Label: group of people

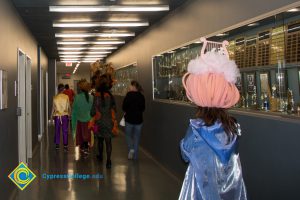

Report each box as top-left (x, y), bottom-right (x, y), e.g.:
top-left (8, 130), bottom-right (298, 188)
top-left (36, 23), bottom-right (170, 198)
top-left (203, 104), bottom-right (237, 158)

top-left (51, 74), bottom-right (145, 169)
top-left (52, 38), bottom-right (248, 199)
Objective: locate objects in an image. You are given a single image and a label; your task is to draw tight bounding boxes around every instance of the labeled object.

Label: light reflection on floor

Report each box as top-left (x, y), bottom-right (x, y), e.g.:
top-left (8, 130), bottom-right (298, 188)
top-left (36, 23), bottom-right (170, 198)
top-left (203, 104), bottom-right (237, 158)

top-left (15, 127), bottom-right (181, 200)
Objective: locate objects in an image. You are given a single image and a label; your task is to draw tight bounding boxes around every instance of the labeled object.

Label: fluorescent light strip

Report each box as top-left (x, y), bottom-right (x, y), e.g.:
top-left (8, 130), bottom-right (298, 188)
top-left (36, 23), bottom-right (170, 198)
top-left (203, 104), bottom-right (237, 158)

top-left (58, 47), bottom-right (117, 50)
top-left (60, 55), bottom-right (106, 58)
top-left (49, 5), bottom-right (169, 12)
top-left (53, 22), bottom-right (149, 28)
top-left (57, 41), bottom-right (125, 45)
top-left (73, 63), bottom-right (81, 74)
top-left (55, 32), bottom-right (135, 38)
top-left (59, 51), bottom-right (111, 54)
top-left (62, 59), bottom-right (101, 62)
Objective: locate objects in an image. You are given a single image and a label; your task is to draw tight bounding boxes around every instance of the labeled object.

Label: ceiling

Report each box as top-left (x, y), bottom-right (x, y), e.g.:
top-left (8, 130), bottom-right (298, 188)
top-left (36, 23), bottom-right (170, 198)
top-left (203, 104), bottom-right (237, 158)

top-left (11, 0), bottom-right (187, 61)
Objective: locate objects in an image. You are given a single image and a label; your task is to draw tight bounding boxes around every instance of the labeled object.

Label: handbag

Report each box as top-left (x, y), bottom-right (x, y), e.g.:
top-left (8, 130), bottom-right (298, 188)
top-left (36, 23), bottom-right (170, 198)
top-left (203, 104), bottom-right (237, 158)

top-left (119, 115), bottom-right (125, 127)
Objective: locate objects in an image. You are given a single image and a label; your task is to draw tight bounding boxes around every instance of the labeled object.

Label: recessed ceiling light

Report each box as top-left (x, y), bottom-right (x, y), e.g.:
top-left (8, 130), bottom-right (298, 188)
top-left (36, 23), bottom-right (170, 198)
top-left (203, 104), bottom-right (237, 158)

top-left (287, 8), bottom-right (300, 12)
top-left (57, 41), bottom-right (125, 45)
top-left (58, 47), bottom-right (117, 50)
top-left (55, 32), bottom-right (135, 38)
top-left (49, 5), bottom-right (169, 12)
top-left (53, 21), bottom-right (149, 28)
top-left (248, 23), bottom-right (259, 27)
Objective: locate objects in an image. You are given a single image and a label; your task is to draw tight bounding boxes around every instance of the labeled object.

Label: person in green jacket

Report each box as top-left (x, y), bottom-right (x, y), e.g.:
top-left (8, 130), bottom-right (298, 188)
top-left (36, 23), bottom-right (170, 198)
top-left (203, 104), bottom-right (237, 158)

top-left (72, 79), bottom-right (93, 154)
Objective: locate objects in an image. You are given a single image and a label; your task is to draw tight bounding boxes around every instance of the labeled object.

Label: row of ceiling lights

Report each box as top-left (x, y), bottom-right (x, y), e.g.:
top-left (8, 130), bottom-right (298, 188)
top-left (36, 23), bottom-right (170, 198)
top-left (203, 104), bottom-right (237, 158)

top-left (50, 5), bottom-right (169, 63)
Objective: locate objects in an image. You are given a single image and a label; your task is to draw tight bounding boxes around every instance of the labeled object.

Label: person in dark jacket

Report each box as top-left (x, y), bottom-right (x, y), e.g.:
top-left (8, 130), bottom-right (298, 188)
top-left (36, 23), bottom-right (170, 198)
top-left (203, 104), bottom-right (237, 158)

top-left (122, 81), bottom-right (145, 160)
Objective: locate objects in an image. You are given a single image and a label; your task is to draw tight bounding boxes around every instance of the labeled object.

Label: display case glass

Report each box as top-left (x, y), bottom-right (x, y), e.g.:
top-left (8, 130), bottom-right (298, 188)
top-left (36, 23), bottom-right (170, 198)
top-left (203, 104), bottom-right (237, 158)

top-left (112, 63), bottom-right (138, 96)
top-left (153, 8), bottom-right (300, 117)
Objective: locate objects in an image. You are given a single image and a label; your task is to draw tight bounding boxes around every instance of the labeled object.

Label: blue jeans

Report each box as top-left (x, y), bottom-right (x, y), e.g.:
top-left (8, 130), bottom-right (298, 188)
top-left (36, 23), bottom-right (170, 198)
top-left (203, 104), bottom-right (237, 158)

top-left (125, 122), bottom-right (143, 159)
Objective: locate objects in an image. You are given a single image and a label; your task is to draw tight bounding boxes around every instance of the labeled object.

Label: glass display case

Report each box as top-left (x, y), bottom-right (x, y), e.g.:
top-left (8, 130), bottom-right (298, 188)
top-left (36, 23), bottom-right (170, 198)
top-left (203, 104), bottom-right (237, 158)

top-left (153, 43), bottom-right (201, 102)
top-left (153, 8), bottom-right (300, 117)
top-left (111, 63), bottom-right (138, 96)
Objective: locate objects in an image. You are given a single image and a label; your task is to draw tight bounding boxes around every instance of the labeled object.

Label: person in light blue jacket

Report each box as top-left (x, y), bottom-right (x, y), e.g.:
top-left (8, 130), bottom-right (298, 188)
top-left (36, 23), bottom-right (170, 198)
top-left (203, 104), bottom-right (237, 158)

top-left (179, 39), bottom-right (247, 200)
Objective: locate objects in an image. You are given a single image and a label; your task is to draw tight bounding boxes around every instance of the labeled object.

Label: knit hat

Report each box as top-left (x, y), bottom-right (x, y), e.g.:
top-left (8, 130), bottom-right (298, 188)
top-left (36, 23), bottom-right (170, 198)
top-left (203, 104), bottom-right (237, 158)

top-left (78, 79), bottom-right (91, 92)
top-left (182, 38), bottom-right (240, 108)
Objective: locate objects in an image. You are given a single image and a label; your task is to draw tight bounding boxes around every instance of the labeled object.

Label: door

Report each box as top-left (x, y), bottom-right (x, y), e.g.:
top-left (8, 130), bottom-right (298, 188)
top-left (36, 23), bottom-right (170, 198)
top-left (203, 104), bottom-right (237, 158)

top-left (39, 68), bottom-right (44, 139)
top-left (26, 56), bottom-right (32, 159)
top-left (17, 49), bottom-right (27, 164)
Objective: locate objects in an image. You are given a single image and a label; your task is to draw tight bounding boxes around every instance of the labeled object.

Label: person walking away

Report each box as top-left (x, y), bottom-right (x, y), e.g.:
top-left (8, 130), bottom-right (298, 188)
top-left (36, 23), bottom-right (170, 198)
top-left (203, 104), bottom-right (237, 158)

top-left (72, 79), bottom-right (93, 155)
top-left (91, 74), bottom-right (116, 169)
top-left (51, 83), bottom-right (71, 151)
top-left (179, 39), bottom-right (247, 199)
top-left (122, 81), bottom-right (145, 160)
top-left (63, 84), bottom-right (75, 106)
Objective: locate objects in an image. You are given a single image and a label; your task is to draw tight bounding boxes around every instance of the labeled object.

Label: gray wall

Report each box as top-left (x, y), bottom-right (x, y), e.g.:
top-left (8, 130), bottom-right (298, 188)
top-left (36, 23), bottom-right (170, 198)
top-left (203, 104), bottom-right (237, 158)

top-left (108, 0), bottom-right (300, 199)
top-left (48, 59), bottom-right (56, 118)
top-left (0, 0), bottom-right (48, 198)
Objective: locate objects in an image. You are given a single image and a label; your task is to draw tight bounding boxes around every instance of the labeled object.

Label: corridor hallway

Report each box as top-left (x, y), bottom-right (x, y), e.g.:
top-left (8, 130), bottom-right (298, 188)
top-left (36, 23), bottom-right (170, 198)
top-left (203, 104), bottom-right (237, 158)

top-left (14, 125), bottom-right (181, 200)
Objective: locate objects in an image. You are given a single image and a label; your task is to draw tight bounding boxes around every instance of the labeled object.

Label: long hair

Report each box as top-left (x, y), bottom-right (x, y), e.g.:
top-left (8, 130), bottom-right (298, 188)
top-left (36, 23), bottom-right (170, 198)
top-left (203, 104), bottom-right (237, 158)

top-left (131, 80), bottom-right (143, 92)
top-left (196, 107), bottom-right (238, 137)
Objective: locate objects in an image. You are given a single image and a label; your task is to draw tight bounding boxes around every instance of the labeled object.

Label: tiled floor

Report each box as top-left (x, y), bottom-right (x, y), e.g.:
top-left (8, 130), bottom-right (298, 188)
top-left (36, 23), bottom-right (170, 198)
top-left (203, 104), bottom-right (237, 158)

top-left (14, 125), bottom-right (181, 200)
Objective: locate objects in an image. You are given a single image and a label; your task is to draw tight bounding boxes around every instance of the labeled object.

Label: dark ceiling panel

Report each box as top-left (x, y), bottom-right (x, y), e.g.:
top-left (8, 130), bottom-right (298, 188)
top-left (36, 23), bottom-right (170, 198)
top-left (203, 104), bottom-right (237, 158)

top-left (12, 0), bottom-right (187, 59)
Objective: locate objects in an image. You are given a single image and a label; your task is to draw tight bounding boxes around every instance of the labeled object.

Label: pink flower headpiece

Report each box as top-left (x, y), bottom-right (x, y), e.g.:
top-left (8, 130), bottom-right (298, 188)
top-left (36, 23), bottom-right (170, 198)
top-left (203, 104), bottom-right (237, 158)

top-left (182, 37), bottom-right (240, 108)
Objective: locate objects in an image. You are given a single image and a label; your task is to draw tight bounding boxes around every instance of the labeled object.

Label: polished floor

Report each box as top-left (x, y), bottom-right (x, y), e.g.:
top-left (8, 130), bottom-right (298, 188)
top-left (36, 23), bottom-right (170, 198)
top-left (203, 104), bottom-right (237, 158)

top-left (14, 125), bottom-right (181, 200)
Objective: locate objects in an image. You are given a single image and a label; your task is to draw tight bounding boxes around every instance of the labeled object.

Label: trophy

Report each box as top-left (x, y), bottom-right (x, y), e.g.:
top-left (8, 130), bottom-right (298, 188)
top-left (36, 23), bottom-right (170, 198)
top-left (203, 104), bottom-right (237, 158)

top-left (250, 86), bottom-right (257, 109)
top-left (264, 93), bottom-right (270, 111)
top-left (240, 95), bottom-right (246, 108)
top-left (245, 93), bottom-right (249, 108)
top-left (260, 93), bottom-right (265, 110)
top-left (270, 84), bottom-right (278, 112)
top-left (260, 93), bottom-right (269, 111)
top-left (287, 88), bottom-right (295, 114)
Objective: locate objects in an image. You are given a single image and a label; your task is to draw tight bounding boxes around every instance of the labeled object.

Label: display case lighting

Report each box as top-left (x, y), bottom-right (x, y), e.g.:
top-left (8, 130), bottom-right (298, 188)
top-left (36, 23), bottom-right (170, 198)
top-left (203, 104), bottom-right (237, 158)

top-left (248, 23), bottom-right (259, 27)
top-left (287, 8), bottom-right (300, 12)
top-left (216, 33), bottom-right (228, 37)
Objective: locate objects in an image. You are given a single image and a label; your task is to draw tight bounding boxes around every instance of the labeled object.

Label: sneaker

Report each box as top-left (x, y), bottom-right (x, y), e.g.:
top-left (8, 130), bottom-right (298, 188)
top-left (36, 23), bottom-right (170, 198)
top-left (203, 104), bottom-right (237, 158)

top-left (55, 144), bottom-right (59, 150)
top-left (128, 149), bottom-right (134, 159)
